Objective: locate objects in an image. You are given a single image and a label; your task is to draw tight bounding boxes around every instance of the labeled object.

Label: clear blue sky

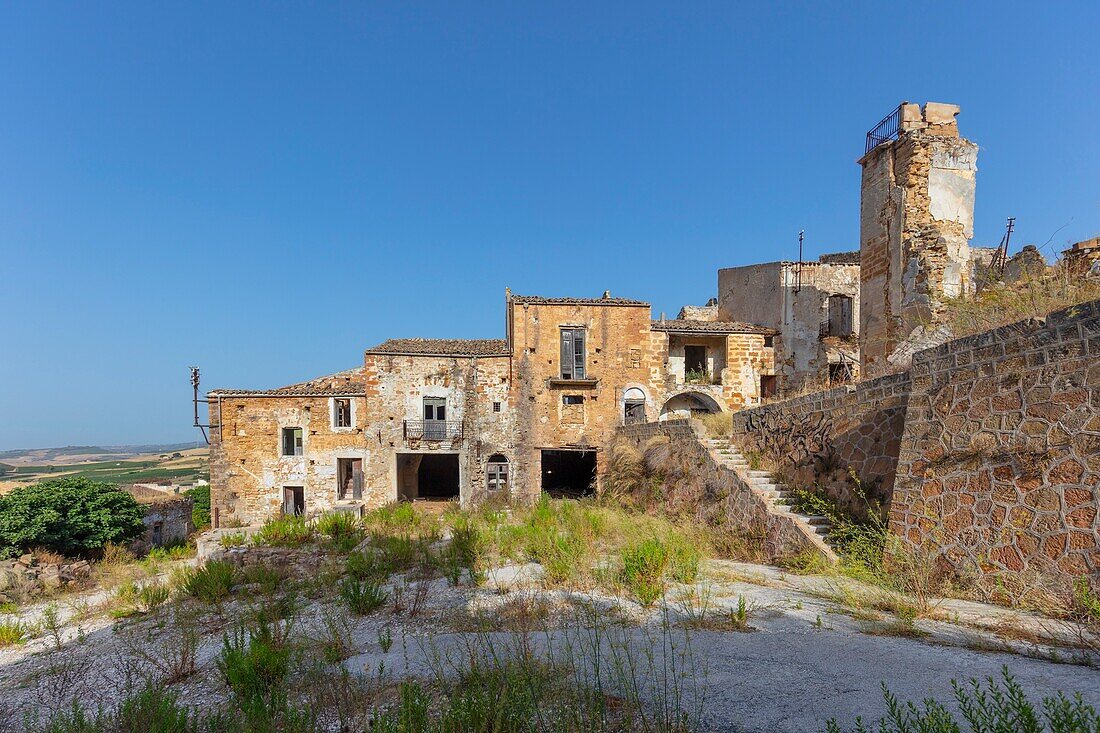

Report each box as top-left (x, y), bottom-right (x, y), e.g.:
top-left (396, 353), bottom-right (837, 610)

top-left (1, 2), bottom-right (1097, 449)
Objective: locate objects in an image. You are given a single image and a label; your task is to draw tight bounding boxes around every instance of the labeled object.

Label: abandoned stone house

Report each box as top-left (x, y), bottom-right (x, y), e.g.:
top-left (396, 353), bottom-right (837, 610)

top-left (207, 291), bottom-right (777, 525)
top-left (717, 252), bottom-right (861, 391)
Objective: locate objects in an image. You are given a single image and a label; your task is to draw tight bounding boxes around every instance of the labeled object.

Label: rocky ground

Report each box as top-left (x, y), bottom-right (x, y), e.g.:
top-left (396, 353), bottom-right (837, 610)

top-left (2, 554), bottom-right (1099, 732)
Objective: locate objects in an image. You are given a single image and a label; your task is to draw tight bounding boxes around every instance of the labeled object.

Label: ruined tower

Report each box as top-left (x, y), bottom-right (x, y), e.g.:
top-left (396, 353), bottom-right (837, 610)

top-left (858, 102), bottom-right (978, 368)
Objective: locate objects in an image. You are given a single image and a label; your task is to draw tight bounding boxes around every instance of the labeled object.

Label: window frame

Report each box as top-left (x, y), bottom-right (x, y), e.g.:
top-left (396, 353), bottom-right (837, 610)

top-left (281, 427), bottom-right (304, 457)
top-left (486, 455), bottom-right (509, 493)
top-left (559, 327), bottom-right (587, 380)
top-left (331, 397), bottom-right (354, 430)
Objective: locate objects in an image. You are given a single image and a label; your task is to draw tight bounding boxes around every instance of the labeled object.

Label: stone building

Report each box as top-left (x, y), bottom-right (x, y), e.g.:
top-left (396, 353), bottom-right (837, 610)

top-left (122, 485), bottom-right (195, 553)
top-left (717, 252), bottom-right (861, 391)
top-left (207, 290), bottom-right (776, 525)
top-left (858, 102), bottom-right (979, 369)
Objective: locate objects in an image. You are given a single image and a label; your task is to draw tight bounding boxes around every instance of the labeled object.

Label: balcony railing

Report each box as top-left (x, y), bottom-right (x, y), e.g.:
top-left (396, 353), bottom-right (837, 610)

top-left (865, 103), bottom-right (905, 154)
top-left (403, 420), bottom-right (463, 441)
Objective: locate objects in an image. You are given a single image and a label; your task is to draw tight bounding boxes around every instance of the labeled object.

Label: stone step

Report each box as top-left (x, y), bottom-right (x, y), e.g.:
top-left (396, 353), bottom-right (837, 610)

top-left (804, 515), bottom-right (830, 526)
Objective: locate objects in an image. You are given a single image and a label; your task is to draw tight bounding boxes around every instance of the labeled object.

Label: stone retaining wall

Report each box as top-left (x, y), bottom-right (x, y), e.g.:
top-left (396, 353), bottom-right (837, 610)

top-left (614, 420), bottom-right (828, 562)
top-left (729, 372), bottom-right (911, 508)
top-left (891, 299), bottom-right (1100, 584)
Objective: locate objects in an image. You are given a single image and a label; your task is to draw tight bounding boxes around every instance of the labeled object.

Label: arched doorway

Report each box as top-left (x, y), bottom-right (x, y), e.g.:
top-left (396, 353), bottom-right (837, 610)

top-left (623, 387), bottom-right (647, 425)
top-left (661, 391), bottom-right (722, 419)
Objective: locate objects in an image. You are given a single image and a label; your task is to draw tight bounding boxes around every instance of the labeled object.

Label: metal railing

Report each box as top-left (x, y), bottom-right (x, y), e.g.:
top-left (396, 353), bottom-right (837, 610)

top-left (865, 103), bottom-right (905, 154)
top-left (403, 420), bottom-right (463, 441)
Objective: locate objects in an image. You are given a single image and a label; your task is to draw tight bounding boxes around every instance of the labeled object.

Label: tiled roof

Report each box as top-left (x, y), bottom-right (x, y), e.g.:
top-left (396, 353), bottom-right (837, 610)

top-left (208, 368), bottom-right (365, 397)
top-left (508, 293), bottom-right (649, 307)
top-left (365, 338), bottom-right (511, 357)
top-left (650, 319), bottom-right (777, 336)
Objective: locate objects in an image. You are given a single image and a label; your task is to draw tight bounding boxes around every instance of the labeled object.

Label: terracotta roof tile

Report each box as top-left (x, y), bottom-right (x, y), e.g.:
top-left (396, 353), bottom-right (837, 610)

top-left (208, 368), bottom-right (365, 397)
top-left (365, 338), bottom-right (511, 357)
top-left (508, 294), bottom-right (649, 307)
top-left (650, 319), bottom-right (777, 336)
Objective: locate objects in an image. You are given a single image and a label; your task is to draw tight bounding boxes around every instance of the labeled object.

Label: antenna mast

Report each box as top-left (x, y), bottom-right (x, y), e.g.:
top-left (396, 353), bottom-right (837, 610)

top-left (191, 366), bottom-right (211, 444)
top-left (795, 230), bottom-right (805, 293)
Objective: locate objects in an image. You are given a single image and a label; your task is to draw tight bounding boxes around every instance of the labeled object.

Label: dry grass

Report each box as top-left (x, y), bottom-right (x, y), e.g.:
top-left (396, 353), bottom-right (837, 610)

top-left (942, 263), bottom-right (1100, 339)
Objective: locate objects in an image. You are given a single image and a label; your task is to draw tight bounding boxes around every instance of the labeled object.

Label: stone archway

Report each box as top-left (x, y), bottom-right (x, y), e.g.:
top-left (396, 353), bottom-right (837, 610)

top-left (661, 391), bottom-right (723, 418)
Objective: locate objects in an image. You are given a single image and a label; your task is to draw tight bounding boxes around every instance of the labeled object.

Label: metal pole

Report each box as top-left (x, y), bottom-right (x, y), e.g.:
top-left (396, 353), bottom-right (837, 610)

top-left (795, 230), bottom-right (804, 293)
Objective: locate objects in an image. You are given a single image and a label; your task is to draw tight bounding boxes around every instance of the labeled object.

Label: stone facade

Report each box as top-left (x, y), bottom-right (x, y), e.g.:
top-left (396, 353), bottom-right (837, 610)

top-left (209, 291), bottom-right (777, 525)
top-left (718, 254), bottom-right (861, 391)
top-left (891, 298), bottom-right (1100, 584)
top-left (122, 485), bottom-right (195, 553)
top-left (859, 102), bottom-right (978, 369)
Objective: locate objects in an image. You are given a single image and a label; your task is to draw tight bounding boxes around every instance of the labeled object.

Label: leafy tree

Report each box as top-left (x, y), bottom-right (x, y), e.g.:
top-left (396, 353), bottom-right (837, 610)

top-left (0, 477), bottom-right (146, 559)
top-left (185, 484), bottom-right (211, 529)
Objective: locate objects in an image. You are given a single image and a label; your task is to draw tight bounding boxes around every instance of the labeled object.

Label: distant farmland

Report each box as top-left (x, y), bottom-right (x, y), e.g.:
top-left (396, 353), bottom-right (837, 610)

top-left (0, 446), bottom-right (208, 492)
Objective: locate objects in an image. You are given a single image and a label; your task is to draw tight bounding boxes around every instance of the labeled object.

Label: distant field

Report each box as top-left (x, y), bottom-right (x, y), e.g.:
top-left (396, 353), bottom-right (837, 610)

top-left (0, 446), bottom-right (209, 492)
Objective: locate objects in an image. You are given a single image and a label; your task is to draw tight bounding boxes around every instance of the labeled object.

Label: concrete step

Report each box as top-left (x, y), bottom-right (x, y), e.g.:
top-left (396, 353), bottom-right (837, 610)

top-left (804, 515), bottom-right (830, 526)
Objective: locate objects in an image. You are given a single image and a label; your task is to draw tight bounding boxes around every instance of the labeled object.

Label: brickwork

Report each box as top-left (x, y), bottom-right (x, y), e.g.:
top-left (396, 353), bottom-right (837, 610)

top-left (207, 391), bottom-right (369, 526)
top-left (860, 102), bottom-right (978, 369)
top-left (891, 299), bottom-right (1100, 584)
top-left (730, 372), bottom-right (911, 508)
top-left (208, 291), bottom-right (778, 523)
top-left (718, 258), bottom-right (860, 391)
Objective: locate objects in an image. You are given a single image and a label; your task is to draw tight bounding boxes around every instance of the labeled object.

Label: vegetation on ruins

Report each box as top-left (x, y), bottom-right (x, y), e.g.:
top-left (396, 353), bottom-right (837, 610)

top-left (0, 477), bottom-right (145, 559)
top-left (184, 483), bottom-right (210, 529)
top-left (942, 263), bottom-right (1100, 339)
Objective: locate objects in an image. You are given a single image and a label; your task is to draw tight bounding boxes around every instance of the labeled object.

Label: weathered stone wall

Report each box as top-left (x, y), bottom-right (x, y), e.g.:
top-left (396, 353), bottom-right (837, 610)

top-left (509, 299), bottom-right (662, 497)
top-left (859, 102), bottom-right (977, 369)
top-left (361, 353), bottom-right (515, 504)
top-left (613, 420), bottom-right (829, 561)
top-left (208, 391), bottom-right (370, 526)
top-left (130, 498), bottom-right (194, 554)
top-left (891, 299), bottom-right (1100, 584)
top-left (730, 372), bottom-right (911, 508)
top-left (718, 258), bottom-right (860, 391)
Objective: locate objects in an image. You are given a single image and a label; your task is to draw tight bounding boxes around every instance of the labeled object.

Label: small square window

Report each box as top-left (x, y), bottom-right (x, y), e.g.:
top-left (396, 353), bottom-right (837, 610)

top-left (492, 401), bottom-right (502, 413)
top-left (281, 427), bottom-right (303, 456)
top-left (333, 398), bottom-right (352, 428)
top-left (563, 395), bottom-right (584, 405)
top-left (763, 336), bottom-right (774, 348)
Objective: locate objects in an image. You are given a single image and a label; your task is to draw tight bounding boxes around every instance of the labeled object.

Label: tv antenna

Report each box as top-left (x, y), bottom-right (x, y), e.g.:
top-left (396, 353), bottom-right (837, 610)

top-left (190, 367), bottom-right (211, 444)
top-left (795, 230), bottom-right (805, 293)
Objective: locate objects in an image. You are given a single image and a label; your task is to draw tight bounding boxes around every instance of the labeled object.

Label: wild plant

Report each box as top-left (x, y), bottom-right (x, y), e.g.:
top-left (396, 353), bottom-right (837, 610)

top-left (339, 577), bottom-right (387, 615)
top-left (180, 560), bottom-right (235, 603)
top-left (0, 618), bottom-right (28, 646)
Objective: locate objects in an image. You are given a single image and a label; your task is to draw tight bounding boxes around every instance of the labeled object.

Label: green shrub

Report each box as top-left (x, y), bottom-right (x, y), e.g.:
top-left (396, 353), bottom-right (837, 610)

top-left (825, 667), bottom-right (1099, 733)
top-left (181, 560), bottom-right (235, 603)
top-left (447, 517), bottom-right (489, 584)
top-left (145, 540), bottom-right (193, 563)
top-left (0, 619), bottom-right (28, 646)
top-left (621, 539), bottom-right (670, 606)
top-left (113, 685), bottom-right (196, 733)
top-left (316, 511), bottom-right (362, 552)
top-left (138, 582), bottom-right (171, 612)
top-left (219, 532), bottom-right (248, 549)
top-left (184, 484), bottom-right (211, 530)
top-left (339, 577), bottom-right (387, 615)
top-left (237, 565), bottom-right (284, 595)
top-left (217, 624), bottom-right (292, 724)
top-left (346, 550), bottom-right (390, 582)
top-left (0, 478), bottom-right (145, 559)
top-left (667, 534), bottom-right (701, 584)
top-left (254, 515), bottom-right (314, 547)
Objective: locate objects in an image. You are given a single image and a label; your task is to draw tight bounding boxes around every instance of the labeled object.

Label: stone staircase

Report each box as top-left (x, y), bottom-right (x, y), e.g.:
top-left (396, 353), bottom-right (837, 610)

top-left (704, 436), bottom-right (839, 557)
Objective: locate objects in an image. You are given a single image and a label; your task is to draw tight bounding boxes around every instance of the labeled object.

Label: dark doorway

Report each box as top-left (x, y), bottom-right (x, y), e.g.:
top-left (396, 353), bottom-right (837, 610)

top-left (684, 345), bottom-right (707, 379)
top-left (283, 486), bottom-right (305, 516)
top-left (541, 449), bottom-right (596, 498)
top-left (397, 453), bottom-right (459, 500)
top-left (338, 458), bottom-right (363, 500)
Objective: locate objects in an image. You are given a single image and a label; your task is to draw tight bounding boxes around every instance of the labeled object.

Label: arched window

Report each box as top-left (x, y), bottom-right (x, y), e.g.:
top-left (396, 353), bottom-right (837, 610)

top-left (624, 387), bottom-right (646, 425)
top-left (487, 454), bottom-right (509, 493)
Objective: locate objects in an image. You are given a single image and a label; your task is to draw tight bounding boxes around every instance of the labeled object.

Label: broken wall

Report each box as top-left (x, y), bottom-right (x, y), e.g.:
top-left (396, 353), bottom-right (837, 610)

top-left (859, 102), bottom-right (978, 369)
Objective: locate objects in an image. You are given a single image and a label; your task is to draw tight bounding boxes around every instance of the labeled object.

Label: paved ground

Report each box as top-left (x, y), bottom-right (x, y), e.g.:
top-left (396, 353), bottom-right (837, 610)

top-left (3, 559), bottom-right (1099, 732)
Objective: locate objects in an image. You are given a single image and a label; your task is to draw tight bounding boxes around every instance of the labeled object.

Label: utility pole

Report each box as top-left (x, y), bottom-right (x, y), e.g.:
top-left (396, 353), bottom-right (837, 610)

top-left (990, 217), bottom-right (1016, 280)
top-left (795, 230), bottom-right (805, 294)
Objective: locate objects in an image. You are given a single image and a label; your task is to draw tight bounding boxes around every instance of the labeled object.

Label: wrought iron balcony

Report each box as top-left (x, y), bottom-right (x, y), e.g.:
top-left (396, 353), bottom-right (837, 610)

top-left (402, 420), bottom-right (463, 441)
top-left (865, 103), bottom-right (905, 153)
